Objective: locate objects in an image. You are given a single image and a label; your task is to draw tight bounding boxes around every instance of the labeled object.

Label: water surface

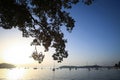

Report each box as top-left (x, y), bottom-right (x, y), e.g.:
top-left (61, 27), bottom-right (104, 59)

top-left (0, 68), bottom-right (120, 80)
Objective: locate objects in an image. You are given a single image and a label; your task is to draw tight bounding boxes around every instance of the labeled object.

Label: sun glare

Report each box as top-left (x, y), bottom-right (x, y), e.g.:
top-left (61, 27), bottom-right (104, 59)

top-left (3, 45), bottom-right (33, 65)
top-left (8, 69), bottom-right (25, 80)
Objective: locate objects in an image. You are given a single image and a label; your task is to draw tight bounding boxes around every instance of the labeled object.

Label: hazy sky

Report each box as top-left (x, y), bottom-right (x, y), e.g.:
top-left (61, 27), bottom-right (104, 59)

top-left (0, 0), bottom-right (120, 67)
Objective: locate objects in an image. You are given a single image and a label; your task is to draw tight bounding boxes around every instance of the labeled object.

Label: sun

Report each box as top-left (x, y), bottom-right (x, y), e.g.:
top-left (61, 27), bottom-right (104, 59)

top-left (3, 44), bottom-right (33, 65)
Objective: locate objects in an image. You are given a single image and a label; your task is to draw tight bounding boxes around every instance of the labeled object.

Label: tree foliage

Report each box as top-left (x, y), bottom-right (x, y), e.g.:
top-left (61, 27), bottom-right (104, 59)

top-left (0, 0), bottom-right (93, 63)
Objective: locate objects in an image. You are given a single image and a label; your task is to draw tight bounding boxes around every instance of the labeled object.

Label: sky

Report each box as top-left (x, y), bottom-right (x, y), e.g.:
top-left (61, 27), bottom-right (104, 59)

top-left (0, 0), bottom-right (120, 67)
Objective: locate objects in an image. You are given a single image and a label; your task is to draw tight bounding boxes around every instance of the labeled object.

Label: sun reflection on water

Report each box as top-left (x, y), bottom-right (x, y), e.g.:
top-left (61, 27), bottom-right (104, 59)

top-left (7, 68), bottom-right (25, 80)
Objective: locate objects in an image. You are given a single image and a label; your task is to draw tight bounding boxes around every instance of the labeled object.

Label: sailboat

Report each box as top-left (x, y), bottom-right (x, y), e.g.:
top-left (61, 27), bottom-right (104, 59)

top-left (52, 68), bottom-right (55, 71)
top-left (52, 62), bottom-right (55, 71)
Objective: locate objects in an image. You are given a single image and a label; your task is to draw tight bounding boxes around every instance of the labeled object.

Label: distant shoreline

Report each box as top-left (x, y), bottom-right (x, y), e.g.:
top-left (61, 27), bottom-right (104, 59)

top-left (59, 65), bottom-right (115, 69)
top-left (0, 63), bottom-right (16, 69)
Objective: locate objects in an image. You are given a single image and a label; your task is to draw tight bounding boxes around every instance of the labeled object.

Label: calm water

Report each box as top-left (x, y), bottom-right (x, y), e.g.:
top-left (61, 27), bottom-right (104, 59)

top-left (0, 68), bottom-right (120, 80)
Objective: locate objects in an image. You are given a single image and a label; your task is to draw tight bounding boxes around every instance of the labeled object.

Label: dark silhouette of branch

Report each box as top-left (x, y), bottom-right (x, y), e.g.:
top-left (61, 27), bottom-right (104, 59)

top-left (0, 0), bottom-right (93, 63)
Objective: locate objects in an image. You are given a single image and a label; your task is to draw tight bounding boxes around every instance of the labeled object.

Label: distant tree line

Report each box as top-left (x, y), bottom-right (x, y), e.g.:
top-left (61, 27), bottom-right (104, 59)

top-left (0, 63), bottom-right (16, 69)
